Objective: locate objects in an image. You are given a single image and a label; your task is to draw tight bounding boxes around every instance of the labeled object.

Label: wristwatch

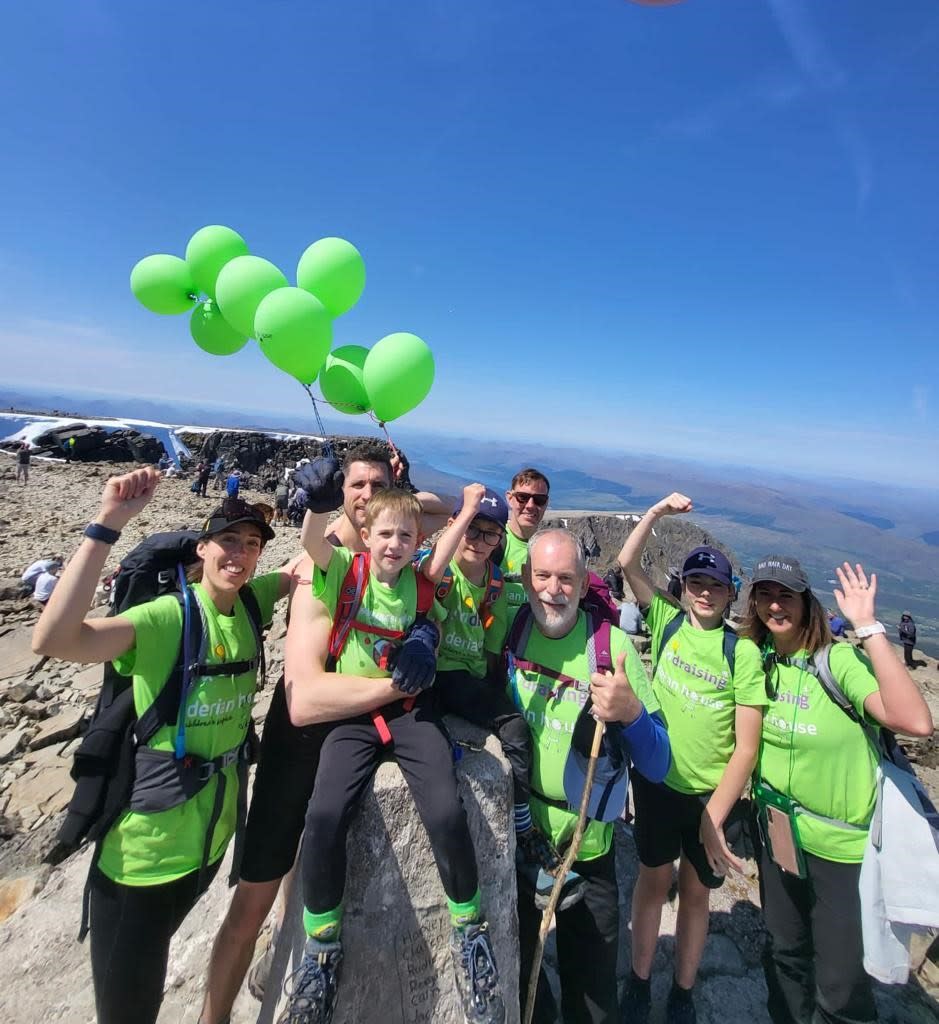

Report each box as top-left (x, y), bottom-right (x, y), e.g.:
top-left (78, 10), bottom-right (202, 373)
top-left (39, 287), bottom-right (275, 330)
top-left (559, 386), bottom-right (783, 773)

top-left (84, 523), bottom-right (122, 545)
top-left (854, 621), bottom-right (886, 639)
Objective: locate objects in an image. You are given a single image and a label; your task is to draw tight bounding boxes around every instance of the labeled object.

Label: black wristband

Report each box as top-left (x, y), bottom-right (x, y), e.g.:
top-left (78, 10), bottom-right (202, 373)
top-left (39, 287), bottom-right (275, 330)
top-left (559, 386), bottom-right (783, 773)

top-left (84, 522), bottom-right (121, 545)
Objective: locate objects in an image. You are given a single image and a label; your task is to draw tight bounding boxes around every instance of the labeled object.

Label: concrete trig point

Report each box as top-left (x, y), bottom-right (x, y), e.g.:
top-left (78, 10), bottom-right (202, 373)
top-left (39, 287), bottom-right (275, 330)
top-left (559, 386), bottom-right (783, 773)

top-left (259, 719), bottom-right (520, 1024)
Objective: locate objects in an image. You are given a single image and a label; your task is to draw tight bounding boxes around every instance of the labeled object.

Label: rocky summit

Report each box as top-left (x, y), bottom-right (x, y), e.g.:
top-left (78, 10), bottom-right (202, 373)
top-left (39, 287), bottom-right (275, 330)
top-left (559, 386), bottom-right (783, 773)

top-left (0, 441), bottom-right (937, 1023)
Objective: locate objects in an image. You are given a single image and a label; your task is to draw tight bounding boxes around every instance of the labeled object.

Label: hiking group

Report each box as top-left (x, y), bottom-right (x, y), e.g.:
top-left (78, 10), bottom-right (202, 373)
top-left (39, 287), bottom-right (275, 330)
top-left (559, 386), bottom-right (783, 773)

top-left (30, 444), bottom-right (934, 1024)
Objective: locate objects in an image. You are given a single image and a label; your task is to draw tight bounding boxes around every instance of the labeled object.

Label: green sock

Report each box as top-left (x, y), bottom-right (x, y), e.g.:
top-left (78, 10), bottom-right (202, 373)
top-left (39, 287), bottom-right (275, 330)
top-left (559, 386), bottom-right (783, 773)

top-left (447, 888), bottom-right (482, 930)
top-left (303, 905), bottom-right (343, 941)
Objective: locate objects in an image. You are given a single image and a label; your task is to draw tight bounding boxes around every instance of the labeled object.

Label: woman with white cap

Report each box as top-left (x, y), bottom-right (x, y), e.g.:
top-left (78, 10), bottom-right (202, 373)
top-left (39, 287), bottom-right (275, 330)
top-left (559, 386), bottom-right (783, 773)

top-left (744, 555), bottom-right (932, 1024)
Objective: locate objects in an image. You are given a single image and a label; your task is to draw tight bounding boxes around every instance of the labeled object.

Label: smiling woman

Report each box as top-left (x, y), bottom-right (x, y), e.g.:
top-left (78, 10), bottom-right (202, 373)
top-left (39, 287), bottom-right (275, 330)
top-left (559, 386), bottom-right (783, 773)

top-left (30, 467), bottom-right (293, 1024)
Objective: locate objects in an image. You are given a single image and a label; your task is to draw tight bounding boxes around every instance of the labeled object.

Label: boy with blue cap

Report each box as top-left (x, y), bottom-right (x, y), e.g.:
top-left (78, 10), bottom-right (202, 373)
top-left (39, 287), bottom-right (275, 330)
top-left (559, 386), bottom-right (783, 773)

top-left (417, 484), bottom-right (559, 873)
top-left (617, 493), bottom-right (767, 1024)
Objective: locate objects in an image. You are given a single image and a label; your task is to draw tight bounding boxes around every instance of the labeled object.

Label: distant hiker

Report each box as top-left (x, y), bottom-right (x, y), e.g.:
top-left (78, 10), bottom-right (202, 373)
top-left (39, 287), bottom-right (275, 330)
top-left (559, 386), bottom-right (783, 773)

top-left (510, 528), bottom-right (669, 1023)
top-left (744, 556), bottom-right (932, 1024)
top-left (16, 442), bottom-right (30, 484)
top-left (828, 609), bottom-right (847, 637)
top-left (197, 460), bottom-right (212, 498)
top-left (618, 494), bottom-right (767, 1024)
top-left (274, 479), bottom-right (289, 525)
top-left (898, 612), bottom-right (917, 668)
top-left (212, 456), bottom-right (226, 490)
top-left (618, 600), bottom-right (644, 635)
top-left (499, 467), bottom-right (551, 607)
top-left (31, 468), bottom-right (294, 1024)
top-left (603, 564), bottom-right (625, 602)
top-left (226, 468), bottom-right (242, 499)
top-left (21, 556), bottom-right (63, 604)
top-left (279, 482), bottom-right (505, 1023)
top-left (665, 565), bottom-right (682, 602)
top-left (63, 435), bottom-right (76, 462)
top-left (157, 453), bottom-right (171, 472)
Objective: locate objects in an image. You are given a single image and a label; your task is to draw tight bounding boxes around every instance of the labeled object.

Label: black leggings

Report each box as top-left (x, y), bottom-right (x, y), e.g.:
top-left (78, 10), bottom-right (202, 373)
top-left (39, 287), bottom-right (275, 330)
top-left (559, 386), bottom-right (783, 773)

top-left (302, 696), bottom-right (479, 913)
top-left (88, 860), bottom-right (221, 1024)
top-left (435, 669), bottom-right (532, 804)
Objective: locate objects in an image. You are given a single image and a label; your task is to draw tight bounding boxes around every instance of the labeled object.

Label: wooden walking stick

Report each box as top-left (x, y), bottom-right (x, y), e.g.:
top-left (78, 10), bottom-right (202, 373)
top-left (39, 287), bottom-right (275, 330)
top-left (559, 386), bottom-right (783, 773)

top-left (522, 717), bottom-right (605, 1024)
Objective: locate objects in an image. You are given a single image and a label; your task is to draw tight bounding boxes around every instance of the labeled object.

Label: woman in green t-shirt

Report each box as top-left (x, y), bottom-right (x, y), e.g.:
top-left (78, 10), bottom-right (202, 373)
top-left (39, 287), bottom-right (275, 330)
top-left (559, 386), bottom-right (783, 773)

top-left (32, 467), bottom-right (295, 1024)
top-left (618, 493), bottom-right (767, 1024)
top-left (744, 554), bottom-right (932, 1024)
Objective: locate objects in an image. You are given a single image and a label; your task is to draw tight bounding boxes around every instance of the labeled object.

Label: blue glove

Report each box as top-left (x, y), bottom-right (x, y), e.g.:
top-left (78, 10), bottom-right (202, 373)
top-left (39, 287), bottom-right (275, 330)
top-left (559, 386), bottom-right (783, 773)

top-left (392, 618), bottom-right (439, 695)
top-left (293, 457), bottom-right (344, 514)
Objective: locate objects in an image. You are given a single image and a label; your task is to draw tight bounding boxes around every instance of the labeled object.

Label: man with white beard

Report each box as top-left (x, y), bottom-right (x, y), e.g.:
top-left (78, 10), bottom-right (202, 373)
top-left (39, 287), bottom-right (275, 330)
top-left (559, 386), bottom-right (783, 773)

top-left (506, 528), bottom-right (670, 1024)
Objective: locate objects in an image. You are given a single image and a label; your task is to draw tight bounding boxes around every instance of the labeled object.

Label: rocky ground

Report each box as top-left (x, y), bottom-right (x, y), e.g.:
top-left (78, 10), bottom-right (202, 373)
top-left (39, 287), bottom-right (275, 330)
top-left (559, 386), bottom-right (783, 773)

top-left (0, 452), bottom-right (937, 1023)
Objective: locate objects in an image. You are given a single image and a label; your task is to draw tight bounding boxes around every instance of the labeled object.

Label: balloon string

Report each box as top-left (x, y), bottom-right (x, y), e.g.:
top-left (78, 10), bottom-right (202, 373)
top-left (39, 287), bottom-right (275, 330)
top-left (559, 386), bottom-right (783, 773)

top-left (301, 385), bottom-right (335, 458)
top-left (368, 412), bottom-right (397, 456)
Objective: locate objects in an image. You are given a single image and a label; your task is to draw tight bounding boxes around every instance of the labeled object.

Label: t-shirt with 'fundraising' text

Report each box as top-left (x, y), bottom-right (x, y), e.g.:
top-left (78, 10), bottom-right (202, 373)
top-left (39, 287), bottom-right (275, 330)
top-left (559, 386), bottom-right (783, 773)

top-left (646, 595), bottom-right (767, 794)
top-left (758, 642), bottom-right (879, 863)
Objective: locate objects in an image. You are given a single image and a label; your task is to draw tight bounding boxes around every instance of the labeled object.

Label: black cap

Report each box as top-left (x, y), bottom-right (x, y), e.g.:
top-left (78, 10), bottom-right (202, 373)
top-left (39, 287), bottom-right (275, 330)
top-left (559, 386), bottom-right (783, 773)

top-left (681, 546), bottom-right (733, 587)
top-left (200, 498), bottom-right (275, 543)
top-left (751, 555), bottom-right (809, 593)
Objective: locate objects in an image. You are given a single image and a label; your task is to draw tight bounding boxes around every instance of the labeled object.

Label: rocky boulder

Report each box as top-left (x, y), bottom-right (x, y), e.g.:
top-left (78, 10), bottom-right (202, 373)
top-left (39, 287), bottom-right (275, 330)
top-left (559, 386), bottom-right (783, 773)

top-left (264, 715), bottom-right (517, 1024)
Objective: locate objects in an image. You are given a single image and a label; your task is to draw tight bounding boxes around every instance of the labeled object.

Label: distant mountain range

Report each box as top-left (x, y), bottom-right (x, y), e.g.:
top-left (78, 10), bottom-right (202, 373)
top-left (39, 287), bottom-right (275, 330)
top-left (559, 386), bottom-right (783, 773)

top-left (4, 384), bottom-right (939, 657)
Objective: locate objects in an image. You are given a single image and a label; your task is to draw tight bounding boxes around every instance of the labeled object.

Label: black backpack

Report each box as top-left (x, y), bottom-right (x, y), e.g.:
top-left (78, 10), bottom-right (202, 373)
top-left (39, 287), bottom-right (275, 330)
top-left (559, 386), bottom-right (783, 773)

top-left (52, 532), bottom-right (266, 937)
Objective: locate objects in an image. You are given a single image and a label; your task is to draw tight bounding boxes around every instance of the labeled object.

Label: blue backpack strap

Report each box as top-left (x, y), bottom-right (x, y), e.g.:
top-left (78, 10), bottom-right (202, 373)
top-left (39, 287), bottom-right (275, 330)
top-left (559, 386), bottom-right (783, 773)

top-left (722, 624), bottom-right (738, 677)
top-left (656, 611), bottom-right (685, 669)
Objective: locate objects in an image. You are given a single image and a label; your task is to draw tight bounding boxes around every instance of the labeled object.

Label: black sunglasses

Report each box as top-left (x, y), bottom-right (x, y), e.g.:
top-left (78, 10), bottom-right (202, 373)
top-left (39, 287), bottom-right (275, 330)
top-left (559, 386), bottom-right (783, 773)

top-left (466, 523), bottom-right (503, 545)
top-left (511, 490), bottom-right (548, 508)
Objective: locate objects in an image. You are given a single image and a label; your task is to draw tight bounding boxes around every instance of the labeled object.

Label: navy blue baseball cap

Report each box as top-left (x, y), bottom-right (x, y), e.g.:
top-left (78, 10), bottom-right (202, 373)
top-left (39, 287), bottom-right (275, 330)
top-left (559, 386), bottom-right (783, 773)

top-left (681, 546), bottom-right (733, 587)
top-left (453, 487), bottom-right (509, 528)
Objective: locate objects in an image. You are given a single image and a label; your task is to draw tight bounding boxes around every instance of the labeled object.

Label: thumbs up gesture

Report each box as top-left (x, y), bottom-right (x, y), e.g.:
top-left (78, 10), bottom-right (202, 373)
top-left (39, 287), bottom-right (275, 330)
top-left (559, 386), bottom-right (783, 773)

top-left (590, 652), bottom-right (643, 725)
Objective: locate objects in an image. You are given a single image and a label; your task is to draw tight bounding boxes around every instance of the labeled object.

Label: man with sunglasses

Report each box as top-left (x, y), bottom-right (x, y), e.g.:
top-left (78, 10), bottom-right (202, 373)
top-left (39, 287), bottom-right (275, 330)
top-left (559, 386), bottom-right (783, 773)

top-left (501, 468), bottom-right (551, 607)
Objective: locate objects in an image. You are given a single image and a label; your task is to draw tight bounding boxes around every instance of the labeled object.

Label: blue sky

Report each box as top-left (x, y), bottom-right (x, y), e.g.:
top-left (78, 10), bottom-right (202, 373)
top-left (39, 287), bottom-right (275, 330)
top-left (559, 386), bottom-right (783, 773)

top-left (2, 0), bottom-right (938, 486)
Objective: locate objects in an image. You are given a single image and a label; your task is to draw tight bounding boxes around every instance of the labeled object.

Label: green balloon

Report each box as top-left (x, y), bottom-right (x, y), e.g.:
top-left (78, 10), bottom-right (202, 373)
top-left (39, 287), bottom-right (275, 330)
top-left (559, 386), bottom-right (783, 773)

top-left (319, 345), bottom-right (371, 415)
top-left (130, 254), bottom-right (196, 315)
top-left (296, 237), bottom-right (366, 317)
top-left (185, 225), bottom-right (249, 299)
top-left (190, 300), bottom-right (249, 356)
top-left (215, 255), bottom-right (288, 338)
top-left (255, 287), bottom-right (332, 385)
top-left (363, 333), bottom-right (435, 422)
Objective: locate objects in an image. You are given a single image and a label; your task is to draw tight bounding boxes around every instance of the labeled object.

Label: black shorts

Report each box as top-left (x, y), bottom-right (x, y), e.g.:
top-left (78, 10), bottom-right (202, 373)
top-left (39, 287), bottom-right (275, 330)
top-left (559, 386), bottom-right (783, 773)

top-left (239, 675), bottom-right (330, 884)
top-left (275, 494), bottom-right (288, 510)
top-left (631, 770), bottom-right (745, 890)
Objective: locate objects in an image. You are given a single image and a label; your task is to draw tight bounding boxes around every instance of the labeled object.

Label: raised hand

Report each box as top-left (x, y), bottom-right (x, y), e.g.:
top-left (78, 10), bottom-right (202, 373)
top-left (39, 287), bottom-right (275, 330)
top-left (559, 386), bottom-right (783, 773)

top-left (97, 467), bottom-right (161, 530)
top-left (460, 483), bottom-right (487, 518)
top-left (590, 651), bottom-right (643, 725)
top-left (651, 492), bottom-right (693, 518)
top-left (833, 562), bottom-right (877, 629)
top-left (294, 456), bottom-right (345, 514)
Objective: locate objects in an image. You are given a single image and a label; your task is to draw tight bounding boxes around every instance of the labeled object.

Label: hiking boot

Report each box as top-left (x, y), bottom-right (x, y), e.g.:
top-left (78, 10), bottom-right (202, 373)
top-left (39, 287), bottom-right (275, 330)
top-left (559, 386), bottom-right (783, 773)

top-left (449, 922), bottom-right (505, 1024)
top-left (277, 937), bottom-right (342, 1024)
top-left (247, 928), bottom-right (276, 1002)
top-left (666, 984), bottom-right (697, 1024)
top-left (620, 974), bottom-right (651, 1024)
top-left (515, 844), bottom-right (585, 912)
top-left (534, 865), bottom-right (585, 912)
top-left (515, 825), bottom-right (561, 873)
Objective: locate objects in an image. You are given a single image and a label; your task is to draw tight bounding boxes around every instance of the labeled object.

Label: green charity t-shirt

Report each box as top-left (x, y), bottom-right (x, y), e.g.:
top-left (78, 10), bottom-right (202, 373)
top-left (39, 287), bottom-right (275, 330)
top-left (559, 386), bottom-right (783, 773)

top-left (314, 548), bottom-right (445, 677)
top-left (500, 529), bottom-right (530, 608)
top-left (646, 594), bottom-right (768, 794)
top-left (758, 642), bottom-right (880, 862)
top-left (99, 572), bottom-right (280, 886)
top-left (414, 556), bottom-right (509, 678)
top-left (507, 610), bottom-right (658, 860)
